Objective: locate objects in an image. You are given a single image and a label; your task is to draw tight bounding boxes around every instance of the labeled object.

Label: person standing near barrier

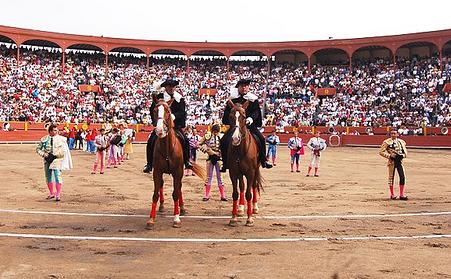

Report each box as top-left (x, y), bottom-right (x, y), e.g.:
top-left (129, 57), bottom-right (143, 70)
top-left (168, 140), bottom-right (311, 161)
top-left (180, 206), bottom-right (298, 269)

top-left (288, 130), bottom-right (304, 172)
top-left (266, 129), bottom-right (280, 166)
top-left (92, 128), bottom-right (108, 174)
top-left (68, 127), bottom-right (76, 150)
top-left (123, 126), bottom-right (135, 160)
top-left (185, 127), bottom-right (201, 176)
top-left (107, 128), bottom-right (121, 168)
top-left (379, 129), bottom-right (408, 200)
top-left (306, 131), bottom-right (327, 177)
top-left (36, 124), bottom-right (73, 201)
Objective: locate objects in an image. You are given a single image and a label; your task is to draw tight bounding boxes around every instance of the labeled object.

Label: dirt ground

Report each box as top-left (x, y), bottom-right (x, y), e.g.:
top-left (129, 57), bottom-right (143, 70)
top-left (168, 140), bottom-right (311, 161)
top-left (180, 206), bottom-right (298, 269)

top-left (0, 144), bottom-right (450, 279)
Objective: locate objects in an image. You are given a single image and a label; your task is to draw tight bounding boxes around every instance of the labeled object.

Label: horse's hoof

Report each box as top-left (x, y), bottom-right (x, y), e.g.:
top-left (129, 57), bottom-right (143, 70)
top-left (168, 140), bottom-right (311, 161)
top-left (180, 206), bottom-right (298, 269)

top-left (173, 221), bottom-right (181, 228)
top-left (245, 218), bottom-right (254, 227)
top-left (158, 204), bottom-right (165, 212)
top-left (145, 220), bottom-right (155, 230)
top-left (228, 218), bottom-right (239, 227)
top-left (180, 208), bottom-right (187, 216)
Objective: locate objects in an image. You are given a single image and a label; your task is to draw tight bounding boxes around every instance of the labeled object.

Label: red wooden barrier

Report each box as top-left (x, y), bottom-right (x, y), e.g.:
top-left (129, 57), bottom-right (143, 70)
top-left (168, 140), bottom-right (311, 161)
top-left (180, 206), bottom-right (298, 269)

top-left (1, 122), bottom-right (450, 148)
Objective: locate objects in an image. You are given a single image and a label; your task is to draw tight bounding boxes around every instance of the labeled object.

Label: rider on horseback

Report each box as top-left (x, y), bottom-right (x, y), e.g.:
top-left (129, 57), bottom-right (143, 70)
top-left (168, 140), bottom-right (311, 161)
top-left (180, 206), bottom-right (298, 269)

top-left (143, 79), bottom-right (193, 173)
top-left (219, 79), bottom-right (273, 172)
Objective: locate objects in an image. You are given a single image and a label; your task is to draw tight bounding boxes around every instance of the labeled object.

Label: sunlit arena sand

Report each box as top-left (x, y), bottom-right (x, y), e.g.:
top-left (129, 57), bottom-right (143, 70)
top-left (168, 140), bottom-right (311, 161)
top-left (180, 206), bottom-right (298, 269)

top-left (0, 145), bottom-right (450, 278)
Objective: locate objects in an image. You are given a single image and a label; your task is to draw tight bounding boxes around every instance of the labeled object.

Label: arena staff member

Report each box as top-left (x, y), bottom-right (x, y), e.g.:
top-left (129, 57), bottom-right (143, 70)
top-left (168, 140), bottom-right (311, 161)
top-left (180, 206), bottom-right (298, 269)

top-left (266, 129), bottom-right (280, 166)
top-left (198, 124), bottom-right (227, 202)
top-left (288, 130), bottom-right (304, 172)
top-left (379, 129), bottom-right (408, 200)
top-left (306, 131), bottom-right (327, 177)
top-left (36, 124), bottom-right (73, 201)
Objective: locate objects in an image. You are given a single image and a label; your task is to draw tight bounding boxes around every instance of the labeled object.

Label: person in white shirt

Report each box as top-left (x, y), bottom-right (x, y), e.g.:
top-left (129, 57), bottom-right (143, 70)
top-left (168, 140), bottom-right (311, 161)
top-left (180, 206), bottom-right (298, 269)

top-left (287, 130), bottom-right (304, 172)
top-left (306, 131), bottom-right (327, 177)
top-left (36, 124), bottom-right (73, 201)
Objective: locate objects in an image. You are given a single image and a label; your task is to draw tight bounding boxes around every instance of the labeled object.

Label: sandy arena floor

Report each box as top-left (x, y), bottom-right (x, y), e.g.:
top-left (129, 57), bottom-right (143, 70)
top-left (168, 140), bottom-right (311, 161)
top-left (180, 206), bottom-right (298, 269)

top-left (0, 144), bottom-right (450, 279)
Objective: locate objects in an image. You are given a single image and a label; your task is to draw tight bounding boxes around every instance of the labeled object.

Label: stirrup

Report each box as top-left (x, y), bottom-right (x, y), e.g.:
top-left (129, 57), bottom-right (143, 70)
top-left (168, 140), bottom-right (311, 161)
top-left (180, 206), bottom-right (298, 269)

top-left (143, 164), bottom-right (152, 173)
top-left (184, 162), bottom-right (193, 169)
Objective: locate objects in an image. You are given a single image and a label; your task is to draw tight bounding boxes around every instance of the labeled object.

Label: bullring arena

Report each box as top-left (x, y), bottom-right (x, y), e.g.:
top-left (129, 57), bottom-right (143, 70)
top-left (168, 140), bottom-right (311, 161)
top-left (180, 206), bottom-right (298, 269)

top-left (0, 140), bottom-right (450, 278)
top-left (1, 13), bottom-right (451, 279)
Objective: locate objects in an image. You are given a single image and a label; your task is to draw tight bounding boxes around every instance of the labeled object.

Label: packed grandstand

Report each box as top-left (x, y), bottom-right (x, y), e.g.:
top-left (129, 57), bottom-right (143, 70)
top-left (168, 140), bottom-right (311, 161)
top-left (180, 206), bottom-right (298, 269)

top-left (0, 26), bottom-right (450, 131)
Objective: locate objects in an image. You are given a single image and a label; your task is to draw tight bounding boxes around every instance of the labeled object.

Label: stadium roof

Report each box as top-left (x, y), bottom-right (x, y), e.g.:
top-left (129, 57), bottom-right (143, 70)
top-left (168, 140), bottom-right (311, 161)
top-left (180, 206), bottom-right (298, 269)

top-left (0, 25), bottom-right (450, 57)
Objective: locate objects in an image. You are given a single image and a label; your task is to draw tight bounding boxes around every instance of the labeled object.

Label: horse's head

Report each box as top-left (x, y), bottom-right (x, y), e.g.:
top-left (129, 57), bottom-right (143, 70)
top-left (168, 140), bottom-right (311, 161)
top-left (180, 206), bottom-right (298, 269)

top-left (227, 99), bottom-right (249, 146)
top-left (153, 99), bottom-right (174, 138)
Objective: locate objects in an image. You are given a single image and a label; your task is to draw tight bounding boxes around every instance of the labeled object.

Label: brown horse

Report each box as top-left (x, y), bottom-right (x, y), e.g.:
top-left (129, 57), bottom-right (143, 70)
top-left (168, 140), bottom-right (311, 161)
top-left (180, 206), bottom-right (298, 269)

top-left (146, 100), bottom-right (206, 229)
top-left (226, 100), bottom-right (263, 227)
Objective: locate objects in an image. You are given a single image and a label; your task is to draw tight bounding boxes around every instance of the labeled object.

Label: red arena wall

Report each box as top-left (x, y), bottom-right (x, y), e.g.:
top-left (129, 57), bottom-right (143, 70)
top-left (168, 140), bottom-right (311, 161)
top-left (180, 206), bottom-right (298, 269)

top-left (1, 122), bottom-right (450, 148)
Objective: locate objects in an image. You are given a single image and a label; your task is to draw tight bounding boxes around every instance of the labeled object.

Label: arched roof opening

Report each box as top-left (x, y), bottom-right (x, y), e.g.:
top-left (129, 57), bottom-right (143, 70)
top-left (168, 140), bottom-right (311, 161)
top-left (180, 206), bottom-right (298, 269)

top-left (21, 39), bottom-right (61, 49)
top-left (395, 41), bottom-right (439, 61)
top-left (0, 35), bottom-right (17, 58)
top-left (65, 44), bottom-right (105, 66)
top-left (311, 48), bottom-right (349, 66)
top-left (352, 45), bottom-right (393, 66)
top-left (150, 49), bottom-right (187, 69)
top-left (442, 39), bottom-right (451, 57)
top-left (270, 49), bottom-right (308, 66)
top-left (109, 47), bottom-right (146, 66)
top-left (66, 43), bottom-right (104, 52)
top-left (190, 50), bottom-right (227, 66)
top-left (151, 49), bottom-right (186, 56)
top-left (0, 34), bottom-right (16, 45)
top-left (20, 39), bottom-right (62, 62)
top-left (230, 50), bottom-right (266, 61)
top-left (109, 47), bottom-right (146, 55)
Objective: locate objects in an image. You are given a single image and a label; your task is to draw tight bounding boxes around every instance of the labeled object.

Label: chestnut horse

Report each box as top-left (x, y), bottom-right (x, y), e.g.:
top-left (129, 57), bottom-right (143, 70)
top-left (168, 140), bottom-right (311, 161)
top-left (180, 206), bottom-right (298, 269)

top-left (146, 100), bottom-right (206, 229)
top-left (226, 100), bottom-right (263, 227)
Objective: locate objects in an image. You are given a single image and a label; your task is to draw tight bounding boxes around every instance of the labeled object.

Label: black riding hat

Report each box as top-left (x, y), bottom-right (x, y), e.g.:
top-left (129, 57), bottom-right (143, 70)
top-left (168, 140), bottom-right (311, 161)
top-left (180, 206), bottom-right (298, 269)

top-left (235, 79), bottom-right (253, 88)
top-left (160, 79), bottom-right (179, 87)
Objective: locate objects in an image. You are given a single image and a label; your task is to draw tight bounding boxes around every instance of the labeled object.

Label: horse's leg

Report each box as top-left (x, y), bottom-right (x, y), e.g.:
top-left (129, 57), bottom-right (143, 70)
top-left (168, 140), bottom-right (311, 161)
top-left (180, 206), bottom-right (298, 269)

top-left (237, 176), bottom-right (245, 217)
top-left (252, 186), bottom-right (259, 214)
top-left (179, 189), bottom-right (187, 216)
top-left (172, 175), bottom-right (182, 228)
top-left (146, 173), bottom-right (163, 229)
top-left (158, 184), bottom-right (165, 212)
top-left (245, 173), bottom-right (255, 227)
top-left (229, 175), bottom-right (239, 226)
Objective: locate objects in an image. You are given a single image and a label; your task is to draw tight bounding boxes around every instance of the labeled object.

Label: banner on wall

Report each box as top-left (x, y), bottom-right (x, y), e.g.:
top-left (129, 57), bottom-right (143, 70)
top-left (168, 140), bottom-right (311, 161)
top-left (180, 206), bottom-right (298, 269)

top-left (79, 85), bottom-right (101, 93)
top-left (198, 88), bottom-right (217, 96)
top-left (315, 88), bottom-right (336, 97)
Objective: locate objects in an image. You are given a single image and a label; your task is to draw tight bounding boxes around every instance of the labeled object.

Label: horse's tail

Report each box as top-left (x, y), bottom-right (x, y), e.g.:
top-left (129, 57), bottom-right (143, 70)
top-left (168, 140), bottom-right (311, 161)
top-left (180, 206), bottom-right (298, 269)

top-left (191, 162), bottom-right (207, 182)
top-left (254, 167), bottom-right (265, 194)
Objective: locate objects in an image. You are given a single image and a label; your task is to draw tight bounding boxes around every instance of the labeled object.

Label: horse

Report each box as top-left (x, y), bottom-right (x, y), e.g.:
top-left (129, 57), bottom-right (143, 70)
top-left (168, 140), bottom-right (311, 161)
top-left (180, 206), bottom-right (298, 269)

top-left (146, 99), bottom-right (206, 229)
top-left (226, 100), bottom-right (263, 227)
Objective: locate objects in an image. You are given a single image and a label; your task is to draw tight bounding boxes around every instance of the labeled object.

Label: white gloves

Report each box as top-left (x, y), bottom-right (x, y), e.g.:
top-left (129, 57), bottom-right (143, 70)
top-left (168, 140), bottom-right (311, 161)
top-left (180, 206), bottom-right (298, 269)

top-left (246, 117), bottom-right (253, 125)
top-left (171, 114), bottom-right (176, 120)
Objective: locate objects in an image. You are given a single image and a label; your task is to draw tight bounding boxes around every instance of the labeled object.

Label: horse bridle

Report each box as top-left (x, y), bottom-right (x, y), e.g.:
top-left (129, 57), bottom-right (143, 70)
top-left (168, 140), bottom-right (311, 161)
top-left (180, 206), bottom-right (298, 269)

top-left (155, 100), bottom-right (174, 136)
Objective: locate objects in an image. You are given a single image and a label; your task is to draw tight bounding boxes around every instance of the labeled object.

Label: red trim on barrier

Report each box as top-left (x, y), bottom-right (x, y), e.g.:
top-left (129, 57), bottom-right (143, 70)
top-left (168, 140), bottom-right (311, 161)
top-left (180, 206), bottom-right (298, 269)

top-left (1, 131), bottom-right (450, 148)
